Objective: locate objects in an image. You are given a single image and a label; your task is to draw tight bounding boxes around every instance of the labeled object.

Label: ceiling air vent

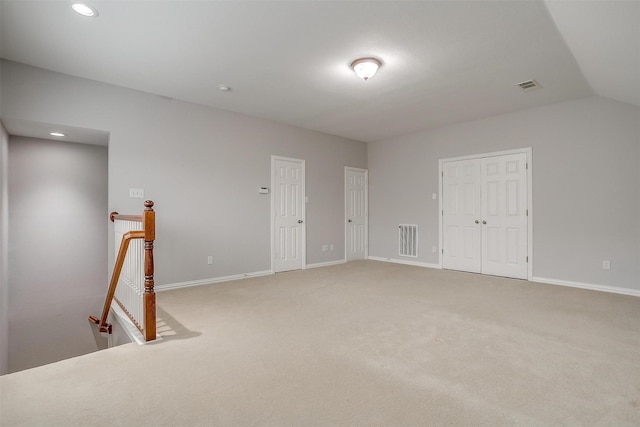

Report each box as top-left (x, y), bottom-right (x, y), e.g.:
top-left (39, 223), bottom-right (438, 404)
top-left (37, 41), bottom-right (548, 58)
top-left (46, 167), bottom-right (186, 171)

top-left (517, 79), bottom-right (541, 92)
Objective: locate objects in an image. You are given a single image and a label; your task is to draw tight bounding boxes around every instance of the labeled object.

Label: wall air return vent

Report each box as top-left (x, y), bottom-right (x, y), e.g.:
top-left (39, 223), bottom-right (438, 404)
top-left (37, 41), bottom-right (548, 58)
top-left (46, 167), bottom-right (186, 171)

top-left (399, 224), bottom-right (418, 257)
top-left (517, 79), bottom-right (541, 92)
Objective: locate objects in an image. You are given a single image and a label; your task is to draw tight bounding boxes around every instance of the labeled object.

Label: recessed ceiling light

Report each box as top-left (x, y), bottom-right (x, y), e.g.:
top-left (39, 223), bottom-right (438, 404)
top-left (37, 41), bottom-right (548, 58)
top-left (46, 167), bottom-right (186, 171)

top-left (72, 3), bottom-right (98, 17)
top-left (351, 57), bottom-right (382, 81)
top-left (50, 132), bottom-right (66, 137)
top-left (218, 85), bottom-right (231, 92)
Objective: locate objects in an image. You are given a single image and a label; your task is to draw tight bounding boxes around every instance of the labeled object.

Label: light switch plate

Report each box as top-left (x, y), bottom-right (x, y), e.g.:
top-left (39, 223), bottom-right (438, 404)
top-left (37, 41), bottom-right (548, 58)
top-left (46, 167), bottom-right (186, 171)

top-left (129, 188), bottom-right (144, 198)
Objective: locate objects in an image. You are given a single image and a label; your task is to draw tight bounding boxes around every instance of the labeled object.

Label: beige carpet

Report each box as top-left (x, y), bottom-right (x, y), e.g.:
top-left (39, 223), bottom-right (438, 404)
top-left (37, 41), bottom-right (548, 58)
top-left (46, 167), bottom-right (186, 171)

top-left (1, 260), bottom-right (639, 426)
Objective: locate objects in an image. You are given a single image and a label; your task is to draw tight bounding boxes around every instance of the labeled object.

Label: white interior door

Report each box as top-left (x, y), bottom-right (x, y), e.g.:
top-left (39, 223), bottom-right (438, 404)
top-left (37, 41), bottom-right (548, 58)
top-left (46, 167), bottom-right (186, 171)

top-left (441, 151), bottom-right (529, 279)
top-left (345, 167), bottom-right (368, 261)
top-left (273, 156), bottom-right (305, 272)
top-left (481, 153), bottom-right (528, 279)
top-left (442, 159), bottom-right (482, 273)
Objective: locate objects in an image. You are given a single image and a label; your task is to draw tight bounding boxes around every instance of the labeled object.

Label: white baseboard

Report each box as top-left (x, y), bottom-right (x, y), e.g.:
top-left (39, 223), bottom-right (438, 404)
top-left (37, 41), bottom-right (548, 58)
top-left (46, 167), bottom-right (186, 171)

top-left (532, 276), bottom-right (640, 298)
top-left (367, 257), bottom-right (639, 298)
top-left (306, 260), bottom-right (347, 269)
top-left (368, 256), bottom-right (441, 269)
top-left (156, 270), bottom-right (273, 292)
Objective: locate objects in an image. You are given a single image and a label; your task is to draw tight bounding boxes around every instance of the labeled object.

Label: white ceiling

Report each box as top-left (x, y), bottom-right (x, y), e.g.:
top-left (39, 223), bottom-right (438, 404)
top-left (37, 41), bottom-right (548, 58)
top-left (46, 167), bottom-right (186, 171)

top-left (544, 0), bottom-right (640, 109)
top-left (2, 118), bottom-right (109, 146)
top-left (1, 0), bottom-right (638, 143)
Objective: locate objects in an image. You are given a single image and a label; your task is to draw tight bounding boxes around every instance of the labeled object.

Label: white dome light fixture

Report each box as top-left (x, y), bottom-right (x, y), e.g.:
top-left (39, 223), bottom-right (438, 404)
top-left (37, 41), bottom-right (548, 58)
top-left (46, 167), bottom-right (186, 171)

top-left (72, 3), bottom-right (98, 17)
top-left (351, 57), bottom-right (382, 81)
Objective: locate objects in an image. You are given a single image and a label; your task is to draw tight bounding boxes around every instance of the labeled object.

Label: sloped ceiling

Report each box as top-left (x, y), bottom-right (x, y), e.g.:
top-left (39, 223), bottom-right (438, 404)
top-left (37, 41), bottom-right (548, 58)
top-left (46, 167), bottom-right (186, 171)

top-left (544, 0), bottom-right (640, 108)
top-left (0, 1), bottom-right (637, 143)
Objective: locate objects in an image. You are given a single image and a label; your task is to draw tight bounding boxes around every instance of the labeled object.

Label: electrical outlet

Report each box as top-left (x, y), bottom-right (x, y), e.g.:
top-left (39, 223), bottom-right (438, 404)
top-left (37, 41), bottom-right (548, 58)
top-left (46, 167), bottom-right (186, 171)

top-left (602, 260), bottom-right (611, 270)
top-left (432, 246), bottom-right (437, 253)
top-left (329, 244), bottom-right (334, 251)
top-left (322, 244), bottom-right (328, 252)
top-left (129, 188), bottom-right (144, 198)
top-left (207, 256), bottom-right (213, 265)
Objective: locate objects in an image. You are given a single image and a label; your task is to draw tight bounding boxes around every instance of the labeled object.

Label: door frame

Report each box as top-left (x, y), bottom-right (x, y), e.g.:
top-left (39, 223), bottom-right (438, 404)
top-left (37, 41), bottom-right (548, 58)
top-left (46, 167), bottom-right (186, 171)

top-left (271, 155), bottom-right (306, 273)
top-left (438, 147), bottom-right (533, 280)
top-left (344, 167), bottom-right (369, 262)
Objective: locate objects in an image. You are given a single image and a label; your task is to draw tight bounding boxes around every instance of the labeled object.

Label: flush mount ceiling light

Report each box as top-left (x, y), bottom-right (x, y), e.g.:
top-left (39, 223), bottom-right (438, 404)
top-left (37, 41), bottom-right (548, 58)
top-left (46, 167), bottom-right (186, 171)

top-left (351, 57), bottom-right (382, 81)
top-left (218, 85), bottom-right (231, 92)
top-left (72, 3), bottom-right (98, 17)
top-left (50, 132), bottom-right (66, 137)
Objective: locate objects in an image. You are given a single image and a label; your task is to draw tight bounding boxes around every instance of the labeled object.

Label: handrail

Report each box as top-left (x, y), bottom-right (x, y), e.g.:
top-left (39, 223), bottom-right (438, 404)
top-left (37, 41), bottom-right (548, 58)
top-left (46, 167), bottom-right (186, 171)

top-left (110, 212), bottom-right (143, 222)
top-left (89, 200), bottom-right (156, 341)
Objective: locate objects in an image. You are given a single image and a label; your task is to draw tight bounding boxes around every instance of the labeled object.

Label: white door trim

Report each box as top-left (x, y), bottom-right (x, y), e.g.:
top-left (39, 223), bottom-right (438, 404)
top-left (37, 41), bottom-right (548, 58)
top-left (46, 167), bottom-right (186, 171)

top-left (271, 155), bottom-right (306, 273)
top-left (438, 147), bottom-right (533, 280)
top-left (344, 167), bottom-right (369, 262)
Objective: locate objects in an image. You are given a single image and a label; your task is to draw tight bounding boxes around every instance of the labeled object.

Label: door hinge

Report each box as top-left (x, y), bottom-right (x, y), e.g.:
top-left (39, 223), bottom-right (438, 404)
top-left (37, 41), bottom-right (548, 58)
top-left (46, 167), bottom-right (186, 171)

top-left (526, 162), bottom-right (529, 170)
top-left (441, 171), bottom-right (444, 177)
top-left (526, 209), bottom-right (528, 216)
top-left (442, 210), bottom-right (444, 216)
top-left (441, 249), bottom-right (444, 254)
top-left (526, 256), bottom-right (528, 262)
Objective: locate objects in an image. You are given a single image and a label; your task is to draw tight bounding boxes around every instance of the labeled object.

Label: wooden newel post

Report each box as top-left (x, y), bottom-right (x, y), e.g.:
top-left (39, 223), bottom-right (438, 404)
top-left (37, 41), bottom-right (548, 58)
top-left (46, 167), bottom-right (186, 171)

top-left (143, 200), bottom-right (156, 341)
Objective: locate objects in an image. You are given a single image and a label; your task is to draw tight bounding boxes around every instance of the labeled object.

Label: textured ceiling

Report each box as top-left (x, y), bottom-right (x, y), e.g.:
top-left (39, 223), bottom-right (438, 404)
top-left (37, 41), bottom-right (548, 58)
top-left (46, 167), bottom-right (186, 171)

top-left (0, 1), bottom-right (637, 143)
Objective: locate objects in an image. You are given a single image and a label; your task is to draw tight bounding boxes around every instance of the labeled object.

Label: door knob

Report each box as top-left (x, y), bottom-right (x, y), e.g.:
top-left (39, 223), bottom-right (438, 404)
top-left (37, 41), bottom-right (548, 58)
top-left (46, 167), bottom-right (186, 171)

top-left (475, 220), bottom-right (479, 224)
top-left (348, 219), bottom-right (352, 223)
top-left (298, 220), bottom-right (303, 224)
top-left (482, 220), bottom-right (487, 225)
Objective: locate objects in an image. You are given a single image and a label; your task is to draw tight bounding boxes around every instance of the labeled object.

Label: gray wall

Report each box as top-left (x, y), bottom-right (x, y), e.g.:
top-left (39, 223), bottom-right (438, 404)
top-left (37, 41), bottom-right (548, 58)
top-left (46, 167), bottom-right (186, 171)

top-left (0, 60), bottom-right (367, 287)
top-left (369, 96), bottom-right (640, 291)
top-left (7, 136), bottom-right (108, 372)
top-left (0, 122), bottom-right (9, 374)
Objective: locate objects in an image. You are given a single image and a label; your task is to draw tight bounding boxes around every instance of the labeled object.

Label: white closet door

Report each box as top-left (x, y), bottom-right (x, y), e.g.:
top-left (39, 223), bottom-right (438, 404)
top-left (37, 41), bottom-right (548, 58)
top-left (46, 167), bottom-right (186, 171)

top-left (481, 153), bottom-right (528, 279)
top-left (273, 157), bottom-right (305, 272)
top-left (345, 168), bottom-right (368, 261)
top-left (442, 152), bottom-right (529, 280)
top-left (442, 159), bottom-right (482, 273)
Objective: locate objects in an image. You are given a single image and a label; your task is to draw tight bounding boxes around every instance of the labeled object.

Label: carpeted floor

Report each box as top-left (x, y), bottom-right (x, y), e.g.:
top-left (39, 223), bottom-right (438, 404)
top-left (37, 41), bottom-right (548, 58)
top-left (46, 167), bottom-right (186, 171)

top-left (1, 260), bottom-right (639, 426)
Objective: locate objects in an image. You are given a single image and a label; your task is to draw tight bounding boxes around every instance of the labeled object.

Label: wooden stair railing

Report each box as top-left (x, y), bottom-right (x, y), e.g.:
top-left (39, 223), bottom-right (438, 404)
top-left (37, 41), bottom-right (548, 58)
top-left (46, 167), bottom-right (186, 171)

top-left (89, 200), bottom-right (156, 342)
